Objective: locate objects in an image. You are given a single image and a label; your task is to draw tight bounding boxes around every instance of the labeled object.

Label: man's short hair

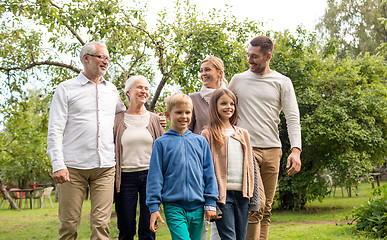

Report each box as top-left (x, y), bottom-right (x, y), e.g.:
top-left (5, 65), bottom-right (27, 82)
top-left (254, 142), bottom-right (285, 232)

top-left (165, 92), bottom-right (193, 113)
top-left (79, 42), bottom-right (107, 65)
top-left (250, 36), bottom-right (274, 55)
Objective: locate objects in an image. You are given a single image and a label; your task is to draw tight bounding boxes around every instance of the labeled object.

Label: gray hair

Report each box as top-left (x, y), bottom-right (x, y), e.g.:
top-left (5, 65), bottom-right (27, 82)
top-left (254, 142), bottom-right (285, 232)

top-left (79, 42), bottom-right (107, 65)
top-left (124, 75), bottom-right (149, 102)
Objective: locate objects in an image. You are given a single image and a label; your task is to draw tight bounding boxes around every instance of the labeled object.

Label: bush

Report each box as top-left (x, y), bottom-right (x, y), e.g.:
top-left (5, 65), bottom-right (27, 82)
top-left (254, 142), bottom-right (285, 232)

top-left (351, 184), bottom-right (387, 238)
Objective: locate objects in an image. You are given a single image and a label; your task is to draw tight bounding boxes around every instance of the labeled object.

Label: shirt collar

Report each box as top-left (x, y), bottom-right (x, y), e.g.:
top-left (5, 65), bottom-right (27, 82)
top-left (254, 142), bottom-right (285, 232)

top-left (79, 72), bottom-right (107, 85)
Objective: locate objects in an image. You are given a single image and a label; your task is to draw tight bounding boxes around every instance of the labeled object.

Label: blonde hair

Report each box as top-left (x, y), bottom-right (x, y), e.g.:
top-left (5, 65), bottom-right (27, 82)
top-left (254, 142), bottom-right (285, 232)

top-left (124, 75), bottom-right (149, 102)
top-left (201, 56), bottom-right (228, 86)
top-left (165, 92), bottom-right (193, 113)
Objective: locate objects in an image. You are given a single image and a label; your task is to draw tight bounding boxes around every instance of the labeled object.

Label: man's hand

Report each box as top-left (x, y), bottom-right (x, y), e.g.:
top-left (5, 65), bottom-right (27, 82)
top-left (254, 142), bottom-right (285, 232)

top-left (159, 113), bottom-right (167, 129)
top-left (149, 212), bottom-right (165, 233)
top-left (249, 211), bottom-right (258, 217)
top-left (53, 169), bottom-right (70, 184)
top-left (205, 210), bottom-right (220, 222)
top-left (286, 148), bottom-right (301, 176)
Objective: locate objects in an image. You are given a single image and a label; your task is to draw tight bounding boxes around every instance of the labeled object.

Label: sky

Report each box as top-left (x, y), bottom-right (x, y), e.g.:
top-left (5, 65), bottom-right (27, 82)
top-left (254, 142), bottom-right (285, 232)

top-left (144, 0), bottom-right (328, 33)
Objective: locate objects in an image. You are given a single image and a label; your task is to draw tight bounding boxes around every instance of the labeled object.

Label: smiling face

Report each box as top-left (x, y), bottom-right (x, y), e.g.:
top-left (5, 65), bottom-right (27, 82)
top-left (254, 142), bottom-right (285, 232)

top-left (217, 94), bottom-right (235, 124)
top-left (127, 78), bottom-right (150, 105)
top-left (200, 61), bottom-right (222, 89)
top-left (166, 103), bottom-right (192, 135)
top-left (247, 45), bottom-right (271, 75)
top-left (84, 45), bottom-right (110, 79)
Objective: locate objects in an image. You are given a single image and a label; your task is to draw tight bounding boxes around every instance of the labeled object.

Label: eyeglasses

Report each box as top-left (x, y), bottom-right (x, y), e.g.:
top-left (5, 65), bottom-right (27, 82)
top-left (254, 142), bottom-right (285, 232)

top-left (86, 54), bottom-right (112, 63)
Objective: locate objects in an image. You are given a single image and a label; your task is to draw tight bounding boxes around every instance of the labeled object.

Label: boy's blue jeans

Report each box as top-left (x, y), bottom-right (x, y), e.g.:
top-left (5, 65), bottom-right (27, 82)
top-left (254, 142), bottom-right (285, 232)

top-left (215, 190), bottom-right (249, 240)
top-left (164, 204), bottom-right (204, 240)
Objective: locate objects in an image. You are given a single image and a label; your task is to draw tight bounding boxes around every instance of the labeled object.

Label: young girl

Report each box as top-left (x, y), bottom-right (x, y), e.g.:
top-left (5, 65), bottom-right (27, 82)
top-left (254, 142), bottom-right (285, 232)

top-left (201, 88), bottom-right (260, 240)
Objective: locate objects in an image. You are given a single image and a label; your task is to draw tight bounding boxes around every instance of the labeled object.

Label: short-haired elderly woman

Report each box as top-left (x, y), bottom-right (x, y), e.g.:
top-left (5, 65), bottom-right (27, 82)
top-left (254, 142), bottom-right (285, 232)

top-left (113, 75), bottom-right (164, 240)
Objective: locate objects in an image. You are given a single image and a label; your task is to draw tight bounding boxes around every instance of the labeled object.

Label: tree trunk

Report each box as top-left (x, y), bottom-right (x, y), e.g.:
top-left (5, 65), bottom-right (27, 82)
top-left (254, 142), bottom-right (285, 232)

top-left (0, 177), bottom-right (20, 210)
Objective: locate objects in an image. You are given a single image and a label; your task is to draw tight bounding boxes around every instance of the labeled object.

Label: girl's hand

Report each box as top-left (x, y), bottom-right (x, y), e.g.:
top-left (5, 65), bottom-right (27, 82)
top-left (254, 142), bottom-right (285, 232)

top-left (149, 212), bottom-right (165, 233)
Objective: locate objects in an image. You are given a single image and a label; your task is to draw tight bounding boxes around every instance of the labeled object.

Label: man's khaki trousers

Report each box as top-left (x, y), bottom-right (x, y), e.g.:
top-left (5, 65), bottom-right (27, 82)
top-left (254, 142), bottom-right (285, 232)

top-left (58, 167), bottom-right (115, 240)
top-left (246, 148), bottom-right (282, 240)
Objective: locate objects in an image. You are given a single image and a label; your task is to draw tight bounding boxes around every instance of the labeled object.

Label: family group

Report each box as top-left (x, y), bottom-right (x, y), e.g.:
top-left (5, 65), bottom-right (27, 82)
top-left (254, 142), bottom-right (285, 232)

top-left (46, 35), bottom-right (302, 240)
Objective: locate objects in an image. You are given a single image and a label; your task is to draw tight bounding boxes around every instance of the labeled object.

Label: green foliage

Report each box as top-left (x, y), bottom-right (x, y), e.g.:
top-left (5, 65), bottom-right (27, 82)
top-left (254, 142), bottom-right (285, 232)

top-left (0, 0), bottom-right (261, 186)
top-left (351, 185), bottom-right (387, 238)
top-left (317, 0), bottom-right (387, 58)
top-left (271, 29), bottom-right (387, 210)
top-left (1, 0), bottom-right (386, 211)
top-left (0, 0), bottom-right (261, 111)
top-left (0, 90), bottom-right (51, 188)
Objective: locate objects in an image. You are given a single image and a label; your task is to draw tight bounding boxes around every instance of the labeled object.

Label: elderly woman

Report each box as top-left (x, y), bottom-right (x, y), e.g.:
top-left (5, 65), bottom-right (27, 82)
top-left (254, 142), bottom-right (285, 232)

top-left (114, 75), bottom-right (164, 240)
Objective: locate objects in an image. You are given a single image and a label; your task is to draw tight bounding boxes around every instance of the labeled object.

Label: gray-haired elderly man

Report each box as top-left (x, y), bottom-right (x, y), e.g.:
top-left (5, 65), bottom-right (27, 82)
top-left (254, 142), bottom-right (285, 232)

top-left (47, 42), bottom-right (126, 240)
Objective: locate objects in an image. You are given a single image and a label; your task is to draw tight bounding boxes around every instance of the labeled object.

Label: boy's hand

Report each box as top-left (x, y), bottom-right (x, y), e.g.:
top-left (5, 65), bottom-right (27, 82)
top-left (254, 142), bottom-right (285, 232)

top-left (205, 210), bottom-right (220, 221)
top-left (150, 212), bottom-right (165, 233)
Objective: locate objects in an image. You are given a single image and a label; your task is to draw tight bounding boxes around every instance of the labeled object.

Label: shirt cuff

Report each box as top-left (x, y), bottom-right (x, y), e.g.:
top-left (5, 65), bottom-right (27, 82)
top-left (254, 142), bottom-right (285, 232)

top-left (204, 205), bottom-right (216, 211)
top-left (148, 204), bottom-right (160, 214)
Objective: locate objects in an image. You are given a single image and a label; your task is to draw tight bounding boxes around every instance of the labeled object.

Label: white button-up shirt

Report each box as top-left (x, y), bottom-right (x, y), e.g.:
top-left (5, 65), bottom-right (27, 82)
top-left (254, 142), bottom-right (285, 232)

top-left (47, 72), bottom-right (126, 173)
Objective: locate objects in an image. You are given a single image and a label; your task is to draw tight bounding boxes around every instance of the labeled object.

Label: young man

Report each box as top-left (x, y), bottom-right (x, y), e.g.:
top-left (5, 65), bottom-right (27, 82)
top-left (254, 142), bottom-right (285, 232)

top-left (146, 92), bottom-right (219, 240)
top-left (229, 36), bottom-right (302, 240)
top-left (47, 42), bottom-right (126, 240)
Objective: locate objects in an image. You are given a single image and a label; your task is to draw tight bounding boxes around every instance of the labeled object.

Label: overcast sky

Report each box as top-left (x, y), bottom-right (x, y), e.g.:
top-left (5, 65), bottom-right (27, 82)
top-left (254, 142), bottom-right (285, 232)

top-left (144, 0), bottom-right (328, 33)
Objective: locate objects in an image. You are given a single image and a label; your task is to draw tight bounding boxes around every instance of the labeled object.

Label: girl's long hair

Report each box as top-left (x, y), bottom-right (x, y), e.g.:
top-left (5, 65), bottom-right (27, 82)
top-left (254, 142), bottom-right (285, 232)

top-left (205, 88), bottom-right (238, 146)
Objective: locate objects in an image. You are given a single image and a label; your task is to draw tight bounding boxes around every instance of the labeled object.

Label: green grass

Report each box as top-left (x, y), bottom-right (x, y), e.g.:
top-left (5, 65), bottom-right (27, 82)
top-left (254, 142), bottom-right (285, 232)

top-left (0, 180), bottom-right (385, 239)
top-left (0, 197), bottom-right (171, 240)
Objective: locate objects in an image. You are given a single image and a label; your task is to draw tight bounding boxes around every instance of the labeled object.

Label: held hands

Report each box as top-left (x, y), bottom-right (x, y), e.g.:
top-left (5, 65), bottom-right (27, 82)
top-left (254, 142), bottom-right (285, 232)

top-left (53, 169), bottom-right (70, 184)
top-left (286, 148), bottom-right (302, 176)
top-left (149, 212), bottom-right (165, 233)
top-left (205, 210), bottom-right (221, 222)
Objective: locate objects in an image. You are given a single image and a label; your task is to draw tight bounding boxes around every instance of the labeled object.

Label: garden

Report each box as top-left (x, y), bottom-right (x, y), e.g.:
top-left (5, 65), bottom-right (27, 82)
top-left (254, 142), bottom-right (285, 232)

top-left (1, 180), bottom-right (386, 239)
top-left (1, 0), bottom-right (387, 239)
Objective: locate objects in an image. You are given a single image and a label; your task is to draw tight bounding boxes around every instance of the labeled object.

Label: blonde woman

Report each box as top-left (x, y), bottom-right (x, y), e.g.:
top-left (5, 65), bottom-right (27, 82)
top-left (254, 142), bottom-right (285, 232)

top-left (188, 56), bottom-right (228, 134)
top-left (188, 56), bottom-right (227, 240)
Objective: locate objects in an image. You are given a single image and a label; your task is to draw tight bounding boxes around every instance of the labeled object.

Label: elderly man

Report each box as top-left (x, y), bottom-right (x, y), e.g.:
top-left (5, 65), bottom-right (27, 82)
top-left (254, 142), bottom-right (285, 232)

top-left (47, 41), bottom-right (126, 240)
top-left (229, 36), bottom-right (302, 240)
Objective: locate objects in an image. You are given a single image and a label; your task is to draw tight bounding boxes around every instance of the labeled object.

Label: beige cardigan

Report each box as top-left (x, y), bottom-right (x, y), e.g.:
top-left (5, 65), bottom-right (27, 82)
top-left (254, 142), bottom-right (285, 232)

top-left (113, 111), bottom-right (164, 193)
top-left (201, 126), bottom-right (259, 210)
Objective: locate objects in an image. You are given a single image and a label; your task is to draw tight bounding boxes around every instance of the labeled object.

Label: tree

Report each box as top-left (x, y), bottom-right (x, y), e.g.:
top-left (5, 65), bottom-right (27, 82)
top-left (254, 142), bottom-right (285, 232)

top-left (0, 90), bottom-right (51, 188)
top-left (270, 29), bottom-right (387, 209)
top-left (2, 0), bottom-right (386, 210)
top-left (0, 0), bottom-right (260, 110)
top-left (317, 0), bottom-right (387, 58)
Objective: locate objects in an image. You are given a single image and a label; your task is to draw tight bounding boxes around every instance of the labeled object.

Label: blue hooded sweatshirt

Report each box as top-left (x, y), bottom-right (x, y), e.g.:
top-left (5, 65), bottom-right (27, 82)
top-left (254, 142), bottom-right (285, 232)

top-left (146, 129), bottom-right (218, 213)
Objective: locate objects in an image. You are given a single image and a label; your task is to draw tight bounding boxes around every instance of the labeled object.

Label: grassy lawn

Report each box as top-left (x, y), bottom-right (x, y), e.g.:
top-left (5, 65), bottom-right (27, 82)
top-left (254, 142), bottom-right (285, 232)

top-left (0, 180), bottom-right (385, 239)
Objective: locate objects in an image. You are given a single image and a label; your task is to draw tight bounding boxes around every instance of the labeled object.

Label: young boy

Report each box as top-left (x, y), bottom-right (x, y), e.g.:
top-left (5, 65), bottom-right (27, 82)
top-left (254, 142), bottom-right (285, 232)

top-left (146, 92), bottom-right (219, 240)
